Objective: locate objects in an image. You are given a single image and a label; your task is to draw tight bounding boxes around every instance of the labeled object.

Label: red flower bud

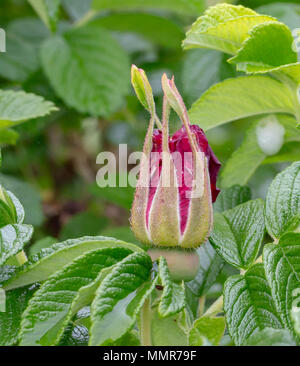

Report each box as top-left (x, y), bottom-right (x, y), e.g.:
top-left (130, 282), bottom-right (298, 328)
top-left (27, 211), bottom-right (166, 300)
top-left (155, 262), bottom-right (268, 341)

top-left (130, 68), bottom-right (220, 248)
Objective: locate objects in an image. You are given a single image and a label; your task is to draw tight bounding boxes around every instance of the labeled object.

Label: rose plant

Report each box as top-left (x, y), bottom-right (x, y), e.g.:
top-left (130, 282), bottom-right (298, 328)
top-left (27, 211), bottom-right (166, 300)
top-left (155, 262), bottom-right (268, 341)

top-left (0, 2), bottom-right (299, 347)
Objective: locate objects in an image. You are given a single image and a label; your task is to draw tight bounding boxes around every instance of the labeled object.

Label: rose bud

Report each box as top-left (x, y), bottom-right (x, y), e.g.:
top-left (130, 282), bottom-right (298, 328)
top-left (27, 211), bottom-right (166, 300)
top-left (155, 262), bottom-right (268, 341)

top-left (130, 67), bottom-right (220, 249)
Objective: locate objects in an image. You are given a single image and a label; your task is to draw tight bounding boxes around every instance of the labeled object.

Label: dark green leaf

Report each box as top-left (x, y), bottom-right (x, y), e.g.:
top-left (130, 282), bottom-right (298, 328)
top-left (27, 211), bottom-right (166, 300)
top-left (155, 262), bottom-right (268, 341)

top-left (265, 162), bottom-right (300, 240)
top-left (89, 252), bottom-right (153, 346)
top-left (210, 199), bottom-right (265, 269)
top-left (158, 257), bottom-right (185, 318)
top-left (41, 24), bottom-right (130, 117)
top-left (19, 247), bottom-right (132, 345)
top-left (214, 185), bottom-right (251, 212)
top-left (187, 241), bottom-right (224, 297)
top-left (3, 236), bottom-right (143, 290)
top-left (0, 285), bottom-right (37, 346)
top-left (224, 264), bottom-right (283, 345)
top-left (263, 232), bottom-right (300, 334)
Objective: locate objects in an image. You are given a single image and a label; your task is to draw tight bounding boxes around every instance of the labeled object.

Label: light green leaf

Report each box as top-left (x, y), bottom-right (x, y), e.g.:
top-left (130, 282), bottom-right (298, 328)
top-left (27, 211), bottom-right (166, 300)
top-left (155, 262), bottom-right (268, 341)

top-left (0, 224), bottom-right (33, 266)
top-left (158, 257), bottom-right (185, 318)
top-left (40, 24), bottom-right (130, 117)
top-left (89, 252), bottom-right (154, 346)
top-left (0, 288), bottom-right (5, 312)
top-left (28, 0), bottom-right (60, 32)
top-left (95, 13), bottom-right (184, 49)
top-left (210, 199), bottom-right (265, 269)
top-left (92, 0), bottom-right (205, 16)
top-left (265, 162), bottom-right (300, 239)
top-left (0, 90), bottom-right (57, 129)
top-left (188, 76), bottom-right (294, 131)
top-left (183, 4), bottom-right (275, 54)
top-left (224, 264), bottom-right (283, 346)
top-left (0, 31), bottom-right (39, 82)
top-left (189, 316), bottom-right (225, 346)
top-left (244, 328), bottom-right (296, 346)
top-left (151, 306), bottom-right (188, 346)
top-left (220, 121), bottom-right (266, 188)
top-left (187, 241), bottom-right (224, 297)
top-left (0, 129), bottom-right (19, 145)
top-left (3, 236), bottom-right (143, 290)
top-left (19, 247), bottom-right (132, 346)
top-left (263, 232), bottom-right (300, 334)
top-left (214, 184), bottom-right (251, 212)
top-left (0, 285), bottom-right (37, 346)
top-left (264, 142), bottom-right (300, 164)
top-left (108, 330), bottom-right (140, 346)
top-left (181, 49), bottom-right (221, 106)
top-left (230, 22), bottom-right (297, 73)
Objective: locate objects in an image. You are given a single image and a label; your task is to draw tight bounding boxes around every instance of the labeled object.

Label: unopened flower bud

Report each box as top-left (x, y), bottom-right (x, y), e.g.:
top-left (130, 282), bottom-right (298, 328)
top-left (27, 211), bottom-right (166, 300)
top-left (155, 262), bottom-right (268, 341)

top-left (130, 68), bottom-right (221, 249)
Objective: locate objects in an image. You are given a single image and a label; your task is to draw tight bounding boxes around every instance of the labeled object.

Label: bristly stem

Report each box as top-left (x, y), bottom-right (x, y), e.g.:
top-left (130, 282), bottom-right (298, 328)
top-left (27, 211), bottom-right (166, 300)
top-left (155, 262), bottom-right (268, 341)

top-left (140, 297), bottom-right (152, 346)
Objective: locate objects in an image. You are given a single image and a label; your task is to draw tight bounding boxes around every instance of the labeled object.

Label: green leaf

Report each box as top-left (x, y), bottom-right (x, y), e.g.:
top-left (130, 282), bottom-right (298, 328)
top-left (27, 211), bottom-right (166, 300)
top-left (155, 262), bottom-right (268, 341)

top-left (214, 184), bottom-right (251, 212)
top-left (92, 0), bottom-right (205, 16)
top-left (19, 247), bottom-right (132, 346)
top-left (3, 236), bottom-right (143, 290)
top-left (189, 316), bottom-right (225, 346)
top-left (89, 252), bottom-right (154, 345)
top-left (181, 49), bottom-right (221, 106)
top-left (187, 241), bottom-right (224, 297)
top-left (0, 174), bottom-right (44, 226)
top-left (183, 4), bottom-right (275, 54)
top-left (0, 90), bottom-right (57, 129)
top-left (158, 257), bottom-right (185, 318)
top-left (151, 306), bottom-right (188, 346)
top-left (263, 232), bottom-right (300, 334)
top-left (264, 142), bottom-right (300, 164)
top-left (108, 330), bottom-right (140, 346)
top-left (230, 22), bottom-right (297, 73)
top-left (0, 31), bottom-right (39, 82)
top-left (40, 24), bottom-right (130, 117)
top-left (220, 121), bottom-right (266, 188)
top-left (58, 323), bottom-right (89, 346)
top-left (188, 76), bottom-right (294, 131)
top-left (28, 0), bottom-right (60, 32)
top-left (210, 199), bottom-right (265, 269)
top-left (0, 224), bottom-right (33, 266)
top-left (0, 285), bottom-right (37, 346)
top-left (95, 13), bottom-right (184, 49)
top-left (0, 288), bottom-right (5, 312)
top-left (0, 129), bottom-right (19, 145)
top-left (224, 264), bottom-right (283, 346)
top-left (265, 162), bottom-right (300, 239)
top-left (28, 236), bottom-right (57, 257)
top-left (244, 328), bottom-right (296, 346)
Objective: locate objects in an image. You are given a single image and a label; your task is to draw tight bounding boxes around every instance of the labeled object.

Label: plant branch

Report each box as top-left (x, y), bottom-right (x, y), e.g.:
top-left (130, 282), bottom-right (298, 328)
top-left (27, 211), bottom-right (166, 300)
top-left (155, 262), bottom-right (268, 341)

top-left (203, 295), bottom-right (223, 317)
top-left (140, 297), bottom-right (152, 346)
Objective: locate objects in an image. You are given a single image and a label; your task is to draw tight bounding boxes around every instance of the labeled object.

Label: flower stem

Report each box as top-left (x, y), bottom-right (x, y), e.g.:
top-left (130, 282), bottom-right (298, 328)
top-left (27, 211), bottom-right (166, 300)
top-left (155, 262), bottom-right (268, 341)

top-left (140, 297), bottom-right (152, 346)
top-left (198, 295), bottom-right (206, 317)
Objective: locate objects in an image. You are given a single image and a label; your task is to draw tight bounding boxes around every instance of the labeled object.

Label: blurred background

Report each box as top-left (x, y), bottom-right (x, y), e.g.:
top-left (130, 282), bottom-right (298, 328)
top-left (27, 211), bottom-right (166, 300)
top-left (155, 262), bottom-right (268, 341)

top-left (0, 0), bottom-right (299, 257)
